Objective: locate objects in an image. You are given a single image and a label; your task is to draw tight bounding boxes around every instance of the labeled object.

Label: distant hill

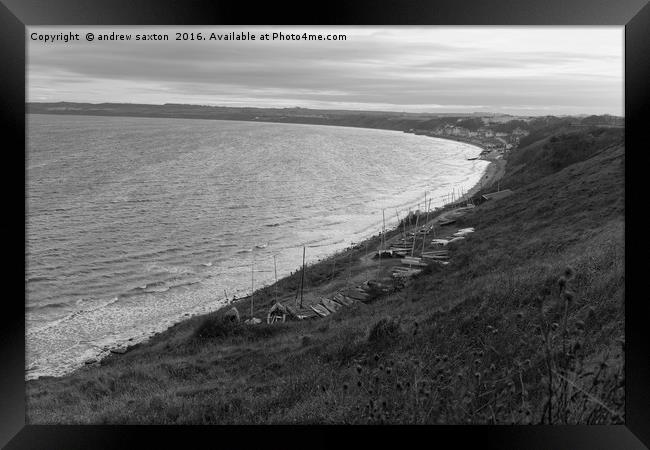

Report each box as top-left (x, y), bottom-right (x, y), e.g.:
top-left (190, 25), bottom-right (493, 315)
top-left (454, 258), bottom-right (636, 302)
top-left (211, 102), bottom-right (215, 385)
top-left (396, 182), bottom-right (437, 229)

top-left (27, 102), bottom-right (623, 135)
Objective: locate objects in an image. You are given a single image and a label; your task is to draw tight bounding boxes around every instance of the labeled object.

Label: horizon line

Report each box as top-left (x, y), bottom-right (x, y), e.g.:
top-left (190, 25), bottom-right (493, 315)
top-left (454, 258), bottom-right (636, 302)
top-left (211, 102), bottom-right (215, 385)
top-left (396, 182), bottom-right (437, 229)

top-left (26, 101), bottom-right (624, 118)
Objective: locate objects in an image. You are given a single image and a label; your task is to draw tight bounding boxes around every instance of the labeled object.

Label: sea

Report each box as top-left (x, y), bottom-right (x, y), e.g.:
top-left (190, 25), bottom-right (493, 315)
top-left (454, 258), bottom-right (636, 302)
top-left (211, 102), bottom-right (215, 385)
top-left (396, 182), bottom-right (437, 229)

top-left (26, 113), bottom-right (489, 380)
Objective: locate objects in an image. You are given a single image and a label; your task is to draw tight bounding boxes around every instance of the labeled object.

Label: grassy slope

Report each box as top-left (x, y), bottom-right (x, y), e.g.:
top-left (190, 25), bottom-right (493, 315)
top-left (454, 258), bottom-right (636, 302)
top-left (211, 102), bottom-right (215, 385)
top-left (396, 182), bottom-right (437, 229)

top-left (26, 128), bottom-right (624, 424)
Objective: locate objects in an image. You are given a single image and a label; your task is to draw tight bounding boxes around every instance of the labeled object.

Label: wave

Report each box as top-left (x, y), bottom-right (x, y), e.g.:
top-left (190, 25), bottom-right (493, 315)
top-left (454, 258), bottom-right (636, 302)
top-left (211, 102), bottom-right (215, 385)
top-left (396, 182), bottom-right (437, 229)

top-left (216, 243), bottom-right (239, 248)
top-left (145, 263), bottom-right (196, 275)
top-left (26, 301), bottom-right (70, 312)
top-left (28, 296), bottom-right (120, 335)
top-left (306, 241), bottom-right (337, 249)
top-left (26, 275), bottom-right (55, 283)
top-left (90, 247), bottom-right (186, 266)
top-left (121, 276), bottom-right (202, 298)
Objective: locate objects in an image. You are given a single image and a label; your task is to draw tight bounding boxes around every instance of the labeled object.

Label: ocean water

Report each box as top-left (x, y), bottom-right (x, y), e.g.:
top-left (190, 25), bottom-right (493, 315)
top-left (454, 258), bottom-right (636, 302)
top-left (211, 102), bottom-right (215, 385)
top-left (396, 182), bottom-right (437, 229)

top-left (26, 114), bottom-right (488, 379)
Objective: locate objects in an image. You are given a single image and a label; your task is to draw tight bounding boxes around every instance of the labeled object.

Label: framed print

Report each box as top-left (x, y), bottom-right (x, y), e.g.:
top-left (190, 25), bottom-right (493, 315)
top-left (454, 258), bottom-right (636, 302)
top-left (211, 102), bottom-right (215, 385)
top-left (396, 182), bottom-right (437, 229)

top-left (1, 0), bottom-right (648, 448)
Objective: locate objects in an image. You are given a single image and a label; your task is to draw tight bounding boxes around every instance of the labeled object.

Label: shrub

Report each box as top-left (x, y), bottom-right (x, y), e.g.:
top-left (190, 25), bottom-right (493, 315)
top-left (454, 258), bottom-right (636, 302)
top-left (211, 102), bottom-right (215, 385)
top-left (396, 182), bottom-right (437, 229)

top-left (193, 314), bottom-right (242, 340)
top-left (367, 317), bottom-right (402, 344)
top-left (192, 313), bottom-right (291, 342)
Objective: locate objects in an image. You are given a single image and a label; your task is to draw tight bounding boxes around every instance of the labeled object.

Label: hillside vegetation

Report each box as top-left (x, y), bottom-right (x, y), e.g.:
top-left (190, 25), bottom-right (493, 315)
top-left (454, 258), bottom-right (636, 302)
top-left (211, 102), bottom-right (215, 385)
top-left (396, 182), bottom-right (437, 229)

top-left (26, 127), bottom-right (624, 424)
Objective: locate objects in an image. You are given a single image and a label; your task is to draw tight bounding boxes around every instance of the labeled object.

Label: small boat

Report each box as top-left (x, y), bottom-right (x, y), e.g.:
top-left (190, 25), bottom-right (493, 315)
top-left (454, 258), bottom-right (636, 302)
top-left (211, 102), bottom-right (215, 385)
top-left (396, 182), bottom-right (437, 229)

top-left (310, 304), bottom-right (330, 317)
top-left (431, 260), bottom-right (450, 265)
top-left (453, 228), bottom-right (475, 237)
top-left (345, 290), bottom-right (369, 301)
top-left (320, 298), bottom-right (342, 313)
top-left (255, 243), bottom-right (268, 249)
top-left (422, 254), bottom-right (449, 260)
top-left (392, 267), bottom-right (423, 277)
top-left (401, 256), bottom-right (428, 267)
top-left (333, 293), bottom-right (355, 306)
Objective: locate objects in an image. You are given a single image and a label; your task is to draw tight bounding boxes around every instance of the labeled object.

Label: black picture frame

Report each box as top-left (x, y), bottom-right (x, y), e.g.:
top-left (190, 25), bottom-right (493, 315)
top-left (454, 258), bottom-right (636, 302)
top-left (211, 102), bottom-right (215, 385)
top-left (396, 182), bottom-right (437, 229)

top-left (1, 0), bottom-right (648, 448)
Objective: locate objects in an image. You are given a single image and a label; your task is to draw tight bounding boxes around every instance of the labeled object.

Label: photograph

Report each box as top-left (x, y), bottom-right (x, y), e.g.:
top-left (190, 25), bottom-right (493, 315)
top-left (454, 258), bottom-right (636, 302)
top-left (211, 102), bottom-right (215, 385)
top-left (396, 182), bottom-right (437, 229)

top-left (21, 25), bottom-right (629, 426)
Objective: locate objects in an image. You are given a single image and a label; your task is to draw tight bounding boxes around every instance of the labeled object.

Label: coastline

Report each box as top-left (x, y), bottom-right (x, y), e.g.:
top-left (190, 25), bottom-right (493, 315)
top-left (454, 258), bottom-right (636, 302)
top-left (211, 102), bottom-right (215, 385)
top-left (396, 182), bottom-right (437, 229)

top-left (26, 131), bottom-right (505, 381)
top-left (25, 124), bottom-right (626, 425)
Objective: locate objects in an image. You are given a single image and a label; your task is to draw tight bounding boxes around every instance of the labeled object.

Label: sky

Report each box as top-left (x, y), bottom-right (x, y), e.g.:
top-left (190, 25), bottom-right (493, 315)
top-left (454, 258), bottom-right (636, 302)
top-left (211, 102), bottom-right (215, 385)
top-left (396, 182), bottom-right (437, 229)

top-left (27, 27), bottom-right (624, 116)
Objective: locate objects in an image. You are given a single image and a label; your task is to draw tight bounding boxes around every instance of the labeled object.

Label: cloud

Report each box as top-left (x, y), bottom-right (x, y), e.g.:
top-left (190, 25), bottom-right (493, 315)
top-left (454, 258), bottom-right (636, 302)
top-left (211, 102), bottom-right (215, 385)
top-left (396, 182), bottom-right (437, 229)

top-left (27, 26), bottom-right (624, 115)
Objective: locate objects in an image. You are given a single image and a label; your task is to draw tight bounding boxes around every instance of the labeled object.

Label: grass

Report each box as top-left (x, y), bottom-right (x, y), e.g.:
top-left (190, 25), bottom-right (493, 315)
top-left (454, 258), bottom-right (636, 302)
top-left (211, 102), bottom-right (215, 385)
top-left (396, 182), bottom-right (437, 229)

top-left (25, 127), bottom-right (624, 424)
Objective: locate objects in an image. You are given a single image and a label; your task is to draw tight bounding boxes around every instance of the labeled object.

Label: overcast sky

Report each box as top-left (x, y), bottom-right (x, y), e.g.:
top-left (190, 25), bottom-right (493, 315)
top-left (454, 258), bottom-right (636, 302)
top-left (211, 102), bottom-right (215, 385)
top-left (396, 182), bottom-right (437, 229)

top-left (27, 27), bottom-right (623, 116)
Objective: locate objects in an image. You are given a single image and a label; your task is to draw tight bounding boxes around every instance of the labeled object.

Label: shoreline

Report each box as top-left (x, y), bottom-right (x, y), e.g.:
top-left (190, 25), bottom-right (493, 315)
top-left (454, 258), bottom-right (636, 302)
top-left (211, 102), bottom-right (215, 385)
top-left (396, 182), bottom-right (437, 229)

top-left (25, 123), bottom-right (626, 425)
top-left (27, 132), bottom-right (505, 382)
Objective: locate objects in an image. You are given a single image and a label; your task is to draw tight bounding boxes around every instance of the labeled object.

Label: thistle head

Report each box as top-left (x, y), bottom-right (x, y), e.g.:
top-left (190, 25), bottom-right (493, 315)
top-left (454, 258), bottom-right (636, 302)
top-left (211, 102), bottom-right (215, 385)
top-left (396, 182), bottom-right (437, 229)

top-left (564, 266), bottom-right (575, 280)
